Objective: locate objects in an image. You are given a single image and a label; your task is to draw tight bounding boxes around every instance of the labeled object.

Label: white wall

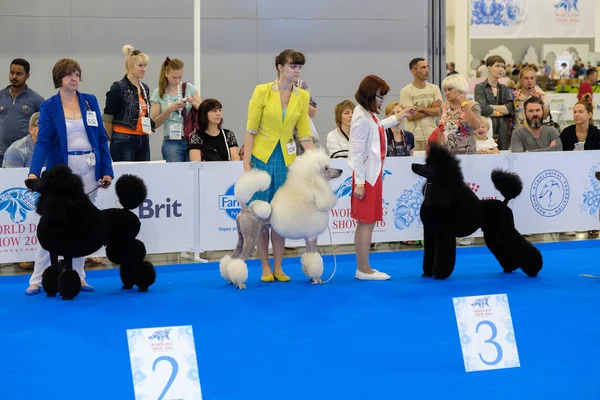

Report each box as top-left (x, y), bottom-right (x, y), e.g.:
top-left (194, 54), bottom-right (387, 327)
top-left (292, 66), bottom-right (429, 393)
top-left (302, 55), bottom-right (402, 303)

top-left (0, 0), bottom-right (431, 160)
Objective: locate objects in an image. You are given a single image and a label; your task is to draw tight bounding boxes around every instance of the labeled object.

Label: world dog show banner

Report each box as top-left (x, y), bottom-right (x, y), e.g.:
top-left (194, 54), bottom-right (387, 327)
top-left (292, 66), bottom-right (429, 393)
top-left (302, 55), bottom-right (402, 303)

top-left (0, 163), bottom-right (194, 263)
top-left (470, 0), bottom-right (595, 39)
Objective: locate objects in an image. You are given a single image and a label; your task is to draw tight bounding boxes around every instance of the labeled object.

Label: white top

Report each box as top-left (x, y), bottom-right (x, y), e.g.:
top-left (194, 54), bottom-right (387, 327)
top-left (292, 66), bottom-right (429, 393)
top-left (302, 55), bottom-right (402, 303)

top-left (475, 137), bottom-right (498, 151)
top-left (65, 118), bottom-right (92, 152)
top-left (326, 128), bottom-right (349, 156)
top-left (477, 65), bottom-right (489, 78)
top-left (347, 104), bottom-right (398, 186)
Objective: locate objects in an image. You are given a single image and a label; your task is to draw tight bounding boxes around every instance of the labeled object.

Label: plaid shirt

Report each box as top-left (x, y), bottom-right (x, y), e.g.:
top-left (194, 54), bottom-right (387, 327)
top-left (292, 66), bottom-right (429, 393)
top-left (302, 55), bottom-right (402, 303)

top-left (474, 80), bottom-right (515, 150)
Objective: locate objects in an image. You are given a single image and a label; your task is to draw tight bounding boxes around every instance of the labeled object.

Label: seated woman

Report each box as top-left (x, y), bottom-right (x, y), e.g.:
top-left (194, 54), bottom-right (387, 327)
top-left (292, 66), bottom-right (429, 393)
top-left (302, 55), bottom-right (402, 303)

top-left (385, 101), bottom-right (415, 157)
top-left (188, 99), bottom-right (240, 161)
top-left (326, 99), bottom-right (354, 157)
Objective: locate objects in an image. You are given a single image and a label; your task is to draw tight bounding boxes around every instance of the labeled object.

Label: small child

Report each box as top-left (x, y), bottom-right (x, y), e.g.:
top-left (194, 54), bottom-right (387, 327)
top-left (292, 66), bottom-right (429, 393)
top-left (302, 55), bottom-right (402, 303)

top-left (475, 117), bottom-right (499, 154)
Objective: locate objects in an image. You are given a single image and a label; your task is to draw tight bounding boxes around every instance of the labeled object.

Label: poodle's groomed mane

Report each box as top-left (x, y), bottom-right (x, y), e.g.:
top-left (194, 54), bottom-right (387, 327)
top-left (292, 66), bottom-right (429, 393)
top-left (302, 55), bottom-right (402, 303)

top-left (287, 149), bottom-right (331, 180)
top-left (425, 144), bottom-right (465, 187)
top-left (26, 164), bottom-right (88, 222)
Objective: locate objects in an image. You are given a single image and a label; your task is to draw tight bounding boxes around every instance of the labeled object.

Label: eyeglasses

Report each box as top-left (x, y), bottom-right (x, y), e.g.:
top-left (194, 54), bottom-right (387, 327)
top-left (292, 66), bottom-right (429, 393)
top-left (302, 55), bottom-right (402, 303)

top-left (131, 50), bottom-right (141, 56)
top-left (375, 95), bottom-right (385, 100)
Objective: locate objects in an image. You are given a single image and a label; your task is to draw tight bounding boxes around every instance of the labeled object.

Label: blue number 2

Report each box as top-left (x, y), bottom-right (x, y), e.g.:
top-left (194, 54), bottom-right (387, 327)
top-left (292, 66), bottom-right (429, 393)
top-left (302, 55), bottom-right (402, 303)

top-left (476, 320), bottom-right (503, 366)
top-left (153, 356), bottom-right (179, 400)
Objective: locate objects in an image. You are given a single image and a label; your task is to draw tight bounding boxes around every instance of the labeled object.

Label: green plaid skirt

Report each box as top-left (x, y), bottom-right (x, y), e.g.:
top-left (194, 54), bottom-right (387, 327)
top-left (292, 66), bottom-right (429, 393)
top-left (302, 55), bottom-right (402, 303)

top-left (249, 143), bottom-right (288, 204)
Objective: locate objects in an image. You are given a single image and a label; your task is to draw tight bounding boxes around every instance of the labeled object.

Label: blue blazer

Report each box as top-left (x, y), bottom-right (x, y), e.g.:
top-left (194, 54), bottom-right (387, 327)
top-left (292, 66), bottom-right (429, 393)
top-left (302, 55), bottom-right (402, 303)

top-left (29, 91), bottom-right (114, 180)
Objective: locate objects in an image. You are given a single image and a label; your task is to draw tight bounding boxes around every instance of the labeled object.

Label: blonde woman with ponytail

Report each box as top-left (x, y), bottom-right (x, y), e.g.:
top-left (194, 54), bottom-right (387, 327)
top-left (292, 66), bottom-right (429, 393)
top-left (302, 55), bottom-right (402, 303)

top-left (150, 57), bottom-right (201, 162)
top-left (103, 45), bottom-right (152, 161)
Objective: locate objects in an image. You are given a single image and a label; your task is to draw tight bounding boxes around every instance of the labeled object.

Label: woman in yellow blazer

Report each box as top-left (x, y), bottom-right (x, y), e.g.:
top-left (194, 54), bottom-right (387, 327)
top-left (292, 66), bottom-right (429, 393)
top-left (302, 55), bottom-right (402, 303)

top-left (243, 49), bottom-right (314, 282)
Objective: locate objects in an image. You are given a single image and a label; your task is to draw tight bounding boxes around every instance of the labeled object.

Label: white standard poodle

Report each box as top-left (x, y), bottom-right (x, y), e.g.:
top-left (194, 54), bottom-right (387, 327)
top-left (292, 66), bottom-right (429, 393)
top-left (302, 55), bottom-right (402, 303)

top-left (219, 149), bottom-right (343, 289)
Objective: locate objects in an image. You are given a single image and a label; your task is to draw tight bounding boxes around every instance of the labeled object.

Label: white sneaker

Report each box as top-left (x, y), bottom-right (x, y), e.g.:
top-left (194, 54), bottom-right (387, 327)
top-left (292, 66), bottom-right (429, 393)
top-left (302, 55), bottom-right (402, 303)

top-left (355, 269), bottom-right (391, 280)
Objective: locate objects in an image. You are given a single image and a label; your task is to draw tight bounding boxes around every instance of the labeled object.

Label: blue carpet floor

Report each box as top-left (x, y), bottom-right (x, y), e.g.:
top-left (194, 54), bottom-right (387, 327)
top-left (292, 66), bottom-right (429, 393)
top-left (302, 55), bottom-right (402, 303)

top-left (1, 240), bottom-right (599, 400)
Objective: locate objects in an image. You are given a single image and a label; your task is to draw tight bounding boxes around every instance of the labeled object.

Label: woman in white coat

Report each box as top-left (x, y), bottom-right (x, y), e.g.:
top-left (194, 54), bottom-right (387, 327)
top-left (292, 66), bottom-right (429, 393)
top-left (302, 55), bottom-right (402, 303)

top-left (348, 75), bottom-right (416, 280)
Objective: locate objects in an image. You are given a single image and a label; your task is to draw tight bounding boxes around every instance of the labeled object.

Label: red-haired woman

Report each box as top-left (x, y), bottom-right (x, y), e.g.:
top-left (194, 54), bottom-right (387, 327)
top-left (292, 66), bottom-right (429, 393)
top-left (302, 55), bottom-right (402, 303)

top-left (348, 75), bottom-right (416, 280)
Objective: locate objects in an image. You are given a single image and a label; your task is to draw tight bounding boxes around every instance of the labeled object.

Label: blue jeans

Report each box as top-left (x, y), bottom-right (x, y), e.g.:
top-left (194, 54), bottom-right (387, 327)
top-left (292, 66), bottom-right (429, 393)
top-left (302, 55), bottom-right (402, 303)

top-left (110, 132), bottom-right (150, 162)
top-left (161, 137), bottom-right (189, 162)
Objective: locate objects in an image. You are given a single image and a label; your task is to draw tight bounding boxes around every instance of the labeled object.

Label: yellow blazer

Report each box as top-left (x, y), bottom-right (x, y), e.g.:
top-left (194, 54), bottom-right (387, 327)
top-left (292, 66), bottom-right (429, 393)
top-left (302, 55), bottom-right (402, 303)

top-left (246, 81), bottom-right (311, 166)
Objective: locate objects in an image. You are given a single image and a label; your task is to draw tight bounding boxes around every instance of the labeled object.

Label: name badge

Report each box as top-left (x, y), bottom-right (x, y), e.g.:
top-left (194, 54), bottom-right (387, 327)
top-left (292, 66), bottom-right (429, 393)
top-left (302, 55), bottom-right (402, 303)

top-left (287, 141), bottom-right (297, 156)
top-left (141, 117), bottom-right (152, 134)
top-left (170, 123), bottom-right (182, 140)
top-left (86, 111), bottom-right (98, 127)
top-left (87, 152), bottom-right (96, 167)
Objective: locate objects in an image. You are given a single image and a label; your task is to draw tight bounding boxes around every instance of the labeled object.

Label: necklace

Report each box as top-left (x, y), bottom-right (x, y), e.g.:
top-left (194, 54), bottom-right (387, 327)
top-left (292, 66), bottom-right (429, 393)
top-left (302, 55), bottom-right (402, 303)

top-left (576, 126), bottom-right (588, 140)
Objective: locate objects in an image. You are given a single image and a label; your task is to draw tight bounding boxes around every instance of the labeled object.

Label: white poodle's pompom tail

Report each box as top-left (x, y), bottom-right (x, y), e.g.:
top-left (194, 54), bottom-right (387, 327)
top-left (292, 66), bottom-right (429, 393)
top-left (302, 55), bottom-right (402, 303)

top-left (227, 259), bottom-right (249, 289)
top-left (234, 170), bottom-right (271, 205)
top-left (249, 200), bottom-right (272, 219)
top-left (219, 255), bottom-right (232, 282)
top-left (301, 252), bottom-right (324, 280)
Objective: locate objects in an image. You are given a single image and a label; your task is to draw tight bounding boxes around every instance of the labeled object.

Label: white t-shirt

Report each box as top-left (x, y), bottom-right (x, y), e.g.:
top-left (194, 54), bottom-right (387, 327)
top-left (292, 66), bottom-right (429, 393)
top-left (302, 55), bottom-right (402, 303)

top-left (399, 82), bottom-right (442, 142)
top-left (476, 136), bottom-right (498, 152)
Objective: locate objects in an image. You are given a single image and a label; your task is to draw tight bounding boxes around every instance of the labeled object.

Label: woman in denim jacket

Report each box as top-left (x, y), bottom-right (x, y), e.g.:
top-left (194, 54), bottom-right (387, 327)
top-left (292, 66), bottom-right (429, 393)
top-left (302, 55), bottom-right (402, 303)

top-left (103, 45), bottom-right (154, 161)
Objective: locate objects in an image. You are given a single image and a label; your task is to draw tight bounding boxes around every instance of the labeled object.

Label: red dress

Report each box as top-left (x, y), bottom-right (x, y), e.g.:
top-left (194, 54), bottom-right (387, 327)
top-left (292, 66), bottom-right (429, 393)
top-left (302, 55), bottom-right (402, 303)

top-left (351, 113), bottom-right (387, 223)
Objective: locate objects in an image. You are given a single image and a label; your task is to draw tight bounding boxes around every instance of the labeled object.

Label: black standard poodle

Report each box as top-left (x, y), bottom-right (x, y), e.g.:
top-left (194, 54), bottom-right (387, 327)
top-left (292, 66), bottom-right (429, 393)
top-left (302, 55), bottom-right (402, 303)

top-left (411, 143), bottom-right (543, 280)
top-left (25, 164), bottom-right (155, 300)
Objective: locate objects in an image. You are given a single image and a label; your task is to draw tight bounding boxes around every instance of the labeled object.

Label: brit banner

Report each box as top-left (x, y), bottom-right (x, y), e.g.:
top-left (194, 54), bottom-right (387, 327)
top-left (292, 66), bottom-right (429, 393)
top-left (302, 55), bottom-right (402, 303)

top-left (0, 163), bottom-right (194, 263)
top-left (470, 0), bottom-right (595, 39)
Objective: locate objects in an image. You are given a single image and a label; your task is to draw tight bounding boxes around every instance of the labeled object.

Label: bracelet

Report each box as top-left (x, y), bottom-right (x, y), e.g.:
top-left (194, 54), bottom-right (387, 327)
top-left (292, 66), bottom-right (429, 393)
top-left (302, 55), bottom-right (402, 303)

top-left (356, 184), bottom-right (364, 188)
top-left (461, 101), bottom-right (469, 107)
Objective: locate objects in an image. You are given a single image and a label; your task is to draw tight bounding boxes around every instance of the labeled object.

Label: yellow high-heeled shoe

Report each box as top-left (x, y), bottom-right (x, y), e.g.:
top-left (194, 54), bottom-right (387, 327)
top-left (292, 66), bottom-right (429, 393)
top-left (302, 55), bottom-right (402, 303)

top-left (273, 272), bottom-right (291, 282)
top-left (261, 274), bottom-right (275, 282)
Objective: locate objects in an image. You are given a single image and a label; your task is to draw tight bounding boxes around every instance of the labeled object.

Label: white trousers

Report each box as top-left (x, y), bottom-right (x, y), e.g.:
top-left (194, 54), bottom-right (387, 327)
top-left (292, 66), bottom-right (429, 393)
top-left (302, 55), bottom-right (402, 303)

top-left (29, 154), bottom-right (99, 286)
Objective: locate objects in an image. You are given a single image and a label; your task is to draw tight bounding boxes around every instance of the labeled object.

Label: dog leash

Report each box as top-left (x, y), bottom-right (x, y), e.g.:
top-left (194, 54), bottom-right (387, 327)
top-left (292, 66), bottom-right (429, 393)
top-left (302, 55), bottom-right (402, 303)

top-left (322, 225), bottom-right (337, 284)
top-left (85, 180), bottom-right (110, 196)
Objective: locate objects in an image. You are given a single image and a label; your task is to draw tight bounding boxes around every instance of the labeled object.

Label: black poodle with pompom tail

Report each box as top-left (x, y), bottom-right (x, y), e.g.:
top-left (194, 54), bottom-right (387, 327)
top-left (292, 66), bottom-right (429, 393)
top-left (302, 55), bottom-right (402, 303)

top-left (25, 165), bottom-right (156, 299)
top-left (411, 142), bottom-right (543, 280)
top-left (103, 173), bottom-right (156, 292)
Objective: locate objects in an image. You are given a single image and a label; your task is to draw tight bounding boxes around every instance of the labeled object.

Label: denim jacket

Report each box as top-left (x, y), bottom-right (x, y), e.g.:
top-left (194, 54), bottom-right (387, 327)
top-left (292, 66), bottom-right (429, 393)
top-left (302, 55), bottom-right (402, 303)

top-left (103, 75), bottom-right (155, 132)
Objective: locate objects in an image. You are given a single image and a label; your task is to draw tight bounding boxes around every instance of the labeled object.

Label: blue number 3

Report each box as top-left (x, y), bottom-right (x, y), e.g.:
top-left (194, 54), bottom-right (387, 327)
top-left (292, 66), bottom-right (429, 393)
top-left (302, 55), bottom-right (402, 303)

top-left (153, 356), bottom-right (180, 400)
top-left (476, 320), bottom-right (503, 366)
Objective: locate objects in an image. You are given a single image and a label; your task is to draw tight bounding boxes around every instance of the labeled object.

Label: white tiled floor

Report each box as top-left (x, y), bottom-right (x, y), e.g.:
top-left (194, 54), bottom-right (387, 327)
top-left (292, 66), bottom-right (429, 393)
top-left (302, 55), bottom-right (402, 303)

top-left (1, 232), bottom-right (597, 277)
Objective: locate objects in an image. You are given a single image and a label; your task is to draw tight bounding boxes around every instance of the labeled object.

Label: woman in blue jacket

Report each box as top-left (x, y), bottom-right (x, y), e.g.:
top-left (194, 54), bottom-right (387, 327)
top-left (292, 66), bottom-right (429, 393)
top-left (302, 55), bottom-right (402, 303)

top-left (25, 58), bottom-right (114, 295)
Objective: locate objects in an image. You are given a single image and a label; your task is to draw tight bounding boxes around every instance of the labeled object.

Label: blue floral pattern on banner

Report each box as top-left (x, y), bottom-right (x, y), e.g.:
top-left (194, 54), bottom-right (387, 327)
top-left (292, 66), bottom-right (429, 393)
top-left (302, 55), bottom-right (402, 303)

top-left (394, 178), bottom-right (425, 230)
top-left (127, 329), bottom-right (144, 353)
top-left (580, 163), bottom-right (600, 217)
top-left (333, 170), bottom-right (392, 206)
top-left (185, 353), bottom-right (200, 386)
top-left (0, 188), bottom-right (39, 223)
top-left (471, 0), bottom-right (525, 27)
